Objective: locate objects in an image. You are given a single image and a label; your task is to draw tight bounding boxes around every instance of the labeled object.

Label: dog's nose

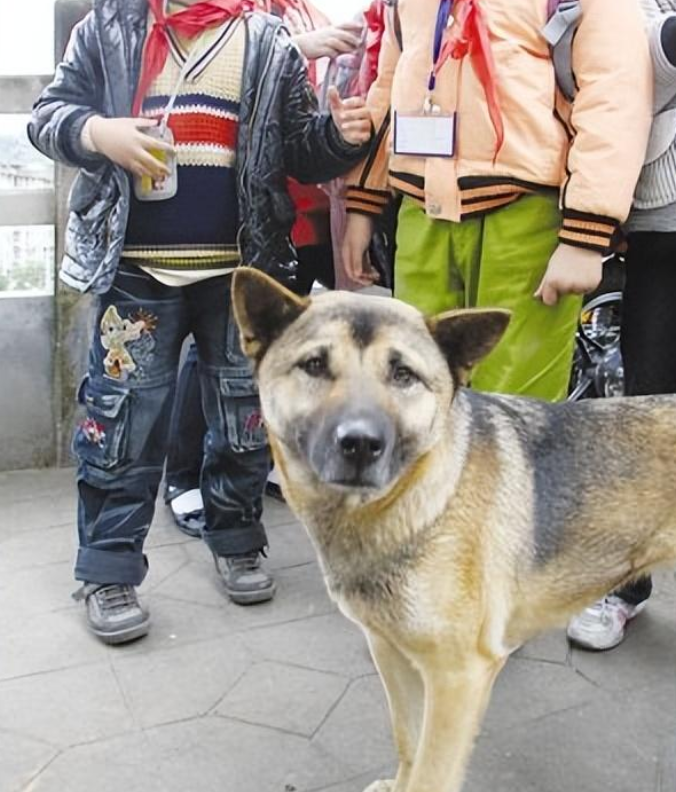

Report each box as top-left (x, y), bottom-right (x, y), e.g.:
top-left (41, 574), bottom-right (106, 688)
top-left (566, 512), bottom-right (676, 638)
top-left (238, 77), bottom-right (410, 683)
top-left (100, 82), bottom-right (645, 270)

top-left (335, 417), bottom-right (387, 467)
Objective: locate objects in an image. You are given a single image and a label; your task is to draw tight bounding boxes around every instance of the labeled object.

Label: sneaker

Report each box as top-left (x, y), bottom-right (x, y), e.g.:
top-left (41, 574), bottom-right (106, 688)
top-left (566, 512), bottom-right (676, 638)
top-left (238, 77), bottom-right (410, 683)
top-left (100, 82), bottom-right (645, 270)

top-left (215, 551), bottom-right (276, 605)
top-left (168, 488), bottom-right (205, 538)
top-left (264, 480), bottom-right (285, 503)
top-left (567, 595), bottom-right (647, 651)
top-left (73, 583), bottom-right (150, 645)
top-left (266, 468), bottom-right (285, 503)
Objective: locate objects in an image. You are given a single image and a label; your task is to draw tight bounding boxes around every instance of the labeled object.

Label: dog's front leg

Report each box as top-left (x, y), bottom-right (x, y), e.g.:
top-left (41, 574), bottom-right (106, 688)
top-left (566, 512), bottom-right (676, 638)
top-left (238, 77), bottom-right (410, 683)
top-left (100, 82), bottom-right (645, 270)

top-left (366, 632), bottom-right (425, 792)
top-left (405, 654), bottom-right (505, 792)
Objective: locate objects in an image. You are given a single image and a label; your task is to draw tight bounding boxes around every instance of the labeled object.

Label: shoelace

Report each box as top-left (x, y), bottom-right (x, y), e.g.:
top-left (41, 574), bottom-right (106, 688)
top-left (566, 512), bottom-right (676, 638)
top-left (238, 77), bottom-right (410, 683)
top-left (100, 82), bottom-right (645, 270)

top-left (228, 554), bottom-right (261, 571)
top-left (95, 585), bottom-right (137, 613)
top-left (211, 548), bottom-right (267, 575)
top-left (582, 596), bottom-right (624, 624)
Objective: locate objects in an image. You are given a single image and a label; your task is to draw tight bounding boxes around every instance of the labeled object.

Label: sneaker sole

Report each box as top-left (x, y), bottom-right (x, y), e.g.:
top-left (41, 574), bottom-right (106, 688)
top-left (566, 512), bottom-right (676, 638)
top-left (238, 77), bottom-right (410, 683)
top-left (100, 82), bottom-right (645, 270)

top-left (567, 632), bottom-right (626, 652)
top-left (90, 619), bottom-right (151, 646)
top-left (226, 583), bottom-right (276, 606)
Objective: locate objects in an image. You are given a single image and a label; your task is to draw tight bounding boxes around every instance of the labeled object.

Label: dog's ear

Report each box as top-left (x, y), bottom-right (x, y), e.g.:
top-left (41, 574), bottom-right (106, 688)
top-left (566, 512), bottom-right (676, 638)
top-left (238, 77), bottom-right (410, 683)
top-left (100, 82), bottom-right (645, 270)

top-left (232, 268), bottom-right (309, 364)
top-left (426, 309), bottom-right (511, 385)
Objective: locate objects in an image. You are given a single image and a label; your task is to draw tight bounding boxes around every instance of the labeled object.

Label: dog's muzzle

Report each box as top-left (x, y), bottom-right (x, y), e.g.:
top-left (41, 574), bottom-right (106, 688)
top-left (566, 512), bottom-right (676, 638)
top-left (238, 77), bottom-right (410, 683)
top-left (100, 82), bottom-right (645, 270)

top-left (308, 409), bottom-right (396, 490)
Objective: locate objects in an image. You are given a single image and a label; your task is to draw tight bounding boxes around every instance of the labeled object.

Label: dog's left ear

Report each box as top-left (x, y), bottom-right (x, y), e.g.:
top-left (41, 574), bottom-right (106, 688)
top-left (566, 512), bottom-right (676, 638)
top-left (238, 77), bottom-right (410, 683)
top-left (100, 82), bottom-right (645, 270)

top-left (426, 309), bottom-right (511, 385)
top-left (232, 268), bottom-right (309, 364)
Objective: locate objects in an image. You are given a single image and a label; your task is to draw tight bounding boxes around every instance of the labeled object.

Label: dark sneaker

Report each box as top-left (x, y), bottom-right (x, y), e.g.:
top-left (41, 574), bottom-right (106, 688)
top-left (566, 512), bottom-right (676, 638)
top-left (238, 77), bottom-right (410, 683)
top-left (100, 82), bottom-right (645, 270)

top-left (264, 480), bottom-right (286, 503)
top-left (74, 584), bottom-right (150, 645)
top-left (215, 552), bottom-right (276, 605)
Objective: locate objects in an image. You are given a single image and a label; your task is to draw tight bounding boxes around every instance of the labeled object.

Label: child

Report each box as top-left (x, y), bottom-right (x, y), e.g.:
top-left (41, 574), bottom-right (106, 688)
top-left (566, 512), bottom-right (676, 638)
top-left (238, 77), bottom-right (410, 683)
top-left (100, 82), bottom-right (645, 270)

top-left (568, 0), bottom-right (676, 651)
top-left (342, 0), bottom-right (653, 403)
top-left (28, 0), bottom-right (371, 644)
top-left (163, 0), bottom-right (367, 533)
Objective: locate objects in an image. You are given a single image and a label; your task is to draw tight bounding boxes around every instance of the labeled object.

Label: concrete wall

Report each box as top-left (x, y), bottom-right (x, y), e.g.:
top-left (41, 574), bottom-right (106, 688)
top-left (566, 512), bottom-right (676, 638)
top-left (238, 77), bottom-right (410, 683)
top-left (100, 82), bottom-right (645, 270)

top-left (0, 0), bottom-right (92, 471)
top-left (0, 297), bottom-right (56, 468)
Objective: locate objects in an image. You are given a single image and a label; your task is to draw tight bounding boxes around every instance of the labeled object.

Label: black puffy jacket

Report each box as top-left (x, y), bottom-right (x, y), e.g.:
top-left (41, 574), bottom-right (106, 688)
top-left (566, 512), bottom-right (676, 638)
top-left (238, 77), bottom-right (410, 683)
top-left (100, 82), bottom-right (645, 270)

top-left (28, 0), bottom-right (368, 294)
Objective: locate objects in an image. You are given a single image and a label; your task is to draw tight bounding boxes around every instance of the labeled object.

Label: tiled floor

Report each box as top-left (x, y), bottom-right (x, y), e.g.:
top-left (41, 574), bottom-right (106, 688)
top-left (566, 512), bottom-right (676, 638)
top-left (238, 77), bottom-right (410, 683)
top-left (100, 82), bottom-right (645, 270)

top-left (1, 467), bottom-right (675, 792)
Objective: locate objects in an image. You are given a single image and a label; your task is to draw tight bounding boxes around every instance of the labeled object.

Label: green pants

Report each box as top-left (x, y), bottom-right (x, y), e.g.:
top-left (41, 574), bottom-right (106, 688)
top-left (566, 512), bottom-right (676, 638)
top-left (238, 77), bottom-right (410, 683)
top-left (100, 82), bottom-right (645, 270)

top-left (395, 194), bottom-right (582, 402)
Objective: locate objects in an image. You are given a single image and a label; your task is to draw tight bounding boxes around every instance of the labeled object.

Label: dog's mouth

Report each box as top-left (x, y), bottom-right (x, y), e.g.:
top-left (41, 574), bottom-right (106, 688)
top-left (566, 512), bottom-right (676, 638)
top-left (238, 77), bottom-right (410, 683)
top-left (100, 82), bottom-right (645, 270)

top-left (320, 471), bottom-right (389, 491)
top-left (303, 410), bottom-right (400, 495)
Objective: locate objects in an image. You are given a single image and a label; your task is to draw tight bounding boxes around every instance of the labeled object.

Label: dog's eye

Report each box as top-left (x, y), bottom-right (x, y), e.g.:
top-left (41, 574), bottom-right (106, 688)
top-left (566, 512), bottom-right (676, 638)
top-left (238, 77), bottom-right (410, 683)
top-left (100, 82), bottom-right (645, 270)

top-left (298, 353), bottom-right (329, 378)
top-left (391, 363), bottom-right (419, 387)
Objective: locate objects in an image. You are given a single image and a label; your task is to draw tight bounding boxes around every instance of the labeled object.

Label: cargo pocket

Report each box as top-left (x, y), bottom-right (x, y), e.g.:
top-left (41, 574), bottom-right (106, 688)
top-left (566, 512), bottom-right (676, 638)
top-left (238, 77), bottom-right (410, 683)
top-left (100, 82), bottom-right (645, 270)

top-left (220, 375), bottom-right (268, 454)
top-left (73, 378), bottom-right (131, 470)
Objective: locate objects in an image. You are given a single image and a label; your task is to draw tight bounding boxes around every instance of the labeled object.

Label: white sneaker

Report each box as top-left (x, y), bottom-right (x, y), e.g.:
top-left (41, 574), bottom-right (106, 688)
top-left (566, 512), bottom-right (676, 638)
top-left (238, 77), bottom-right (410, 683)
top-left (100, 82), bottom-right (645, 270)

top-left (567, 595), bottom-right (646, 651)
top-left (169, 489), bottom-right (205, 538)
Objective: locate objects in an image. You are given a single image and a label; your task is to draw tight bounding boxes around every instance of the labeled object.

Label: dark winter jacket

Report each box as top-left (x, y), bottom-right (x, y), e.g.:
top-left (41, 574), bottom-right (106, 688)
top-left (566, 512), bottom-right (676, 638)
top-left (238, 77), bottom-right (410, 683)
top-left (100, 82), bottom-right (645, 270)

top-left (27, 0), bottom-right (368, 293)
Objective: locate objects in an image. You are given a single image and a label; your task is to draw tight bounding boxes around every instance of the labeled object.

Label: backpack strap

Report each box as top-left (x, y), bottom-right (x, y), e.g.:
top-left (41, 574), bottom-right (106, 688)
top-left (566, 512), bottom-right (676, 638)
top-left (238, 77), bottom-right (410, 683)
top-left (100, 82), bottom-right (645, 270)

top-left (543, 0), bottom-right (582, 102)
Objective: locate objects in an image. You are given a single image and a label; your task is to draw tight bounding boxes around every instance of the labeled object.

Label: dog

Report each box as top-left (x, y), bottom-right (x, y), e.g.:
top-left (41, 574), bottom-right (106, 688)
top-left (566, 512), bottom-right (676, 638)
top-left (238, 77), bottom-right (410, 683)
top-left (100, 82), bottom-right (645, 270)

top-left (231, 267), bottom-right (676, 792)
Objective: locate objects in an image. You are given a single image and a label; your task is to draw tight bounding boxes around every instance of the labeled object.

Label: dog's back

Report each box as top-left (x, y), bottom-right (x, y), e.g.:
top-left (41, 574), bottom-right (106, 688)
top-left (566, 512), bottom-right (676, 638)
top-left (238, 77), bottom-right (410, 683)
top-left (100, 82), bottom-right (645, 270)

top-left (463, 389), bottom-right (676, 644)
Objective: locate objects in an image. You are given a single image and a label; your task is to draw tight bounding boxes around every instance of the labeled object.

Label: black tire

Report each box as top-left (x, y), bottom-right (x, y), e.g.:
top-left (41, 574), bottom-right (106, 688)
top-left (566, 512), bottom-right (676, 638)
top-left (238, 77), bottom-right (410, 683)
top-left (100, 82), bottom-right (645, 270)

top-left (568, 255), bottom-right (624, 402)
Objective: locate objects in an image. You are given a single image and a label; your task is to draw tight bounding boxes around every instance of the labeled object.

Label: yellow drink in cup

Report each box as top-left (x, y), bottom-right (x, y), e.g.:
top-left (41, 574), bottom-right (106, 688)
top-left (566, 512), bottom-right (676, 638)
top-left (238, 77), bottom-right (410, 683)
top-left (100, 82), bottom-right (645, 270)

top-left (134, 124), bottom-right (177, 202)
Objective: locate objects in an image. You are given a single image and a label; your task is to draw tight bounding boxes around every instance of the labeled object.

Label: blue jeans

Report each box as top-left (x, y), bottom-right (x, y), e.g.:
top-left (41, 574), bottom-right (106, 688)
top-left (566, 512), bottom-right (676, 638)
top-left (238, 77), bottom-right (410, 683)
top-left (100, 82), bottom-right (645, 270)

top-left (164, 242), bottom-right (335, 494)
top-left (164, 343), bottom-right (205, 498)
top-left (73, 262), bottom-right (270, 586)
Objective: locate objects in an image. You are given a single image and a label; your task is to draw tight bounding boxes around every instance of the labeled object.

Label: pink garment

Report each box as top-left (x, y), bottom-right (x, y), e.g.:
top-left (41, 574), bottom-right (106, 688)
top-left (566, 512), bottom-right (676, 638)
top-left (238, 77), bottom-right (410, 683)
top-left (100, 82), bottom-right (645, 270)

top-left (319, 4), bottom-right (384, 289)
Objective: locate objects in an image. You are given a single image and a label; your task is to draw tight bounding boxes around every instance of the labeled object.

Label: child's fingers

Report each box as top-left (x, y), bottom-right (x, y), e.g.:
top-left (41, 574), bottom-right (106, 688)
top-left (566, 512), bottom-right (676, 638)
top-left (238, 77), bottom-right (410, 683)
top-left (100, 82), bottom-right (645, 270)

top-left (134, 150), bottom-right (171, 177)
top-left (137, 134), bottom-right (174, 154)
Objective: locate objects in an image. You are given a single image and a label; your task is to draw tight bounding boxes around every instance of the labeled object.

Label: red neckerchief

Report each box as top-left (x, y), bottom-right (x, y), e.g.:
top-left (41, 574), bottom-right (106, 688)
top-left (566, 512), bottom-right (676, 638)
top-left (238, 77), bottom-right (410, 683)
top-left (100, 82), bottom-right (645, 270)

top-left (360, 0), bottom-right (385, 96)
top-left (133, 0), bottom-right (253, 116)
top-left (435, 0), bottom-right (504, 157)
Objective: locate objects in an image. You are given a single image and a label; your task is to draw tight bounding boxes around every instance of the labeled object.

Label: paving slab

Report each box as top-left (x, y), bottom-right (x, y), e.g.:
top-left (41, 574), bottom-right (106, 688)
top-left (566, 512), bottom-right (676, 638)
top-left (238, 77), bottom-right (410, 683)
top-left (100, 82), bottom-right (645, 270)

top-left (0, 729), bottom-right (59, 792)
top-left (1, 467), bottom-right (675, 792)
top-left (111, 634), bottom-right (254, 729)
top-left (0, 662), bottom-right (133, 748)
top-left (217, 660), bottom-right (349, 737)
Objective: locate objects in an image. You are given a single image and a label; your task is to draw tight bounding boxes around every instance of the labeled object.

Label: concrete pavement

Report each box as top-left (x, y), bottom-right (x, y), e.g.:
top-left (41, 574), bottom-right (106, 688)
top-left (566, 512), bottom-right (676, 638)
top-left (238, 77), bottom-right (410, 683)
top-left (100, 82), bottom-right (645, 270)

top-left (1, 466), bottom-right (675, 792)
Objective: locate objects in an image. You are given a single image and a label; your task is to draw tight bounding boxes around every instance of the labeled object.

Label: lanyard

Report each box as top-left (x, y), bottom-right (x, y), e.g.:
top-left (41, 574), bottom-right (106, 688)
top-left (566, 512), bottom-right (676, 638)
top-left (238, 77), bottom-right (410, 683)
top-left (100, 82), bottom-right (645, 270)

top-left (428, 0), bottom-right (454, 93)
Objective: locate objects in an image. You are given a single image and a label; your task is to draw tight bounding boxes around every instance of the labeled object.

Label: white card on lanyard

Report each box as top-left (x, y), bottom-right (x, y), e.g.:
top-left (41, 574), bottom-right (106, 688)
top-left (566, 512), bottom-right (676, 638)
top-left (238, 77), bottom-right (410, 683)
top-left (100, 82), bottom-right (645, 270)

top-left (393, 111), bottom-right (456, 158)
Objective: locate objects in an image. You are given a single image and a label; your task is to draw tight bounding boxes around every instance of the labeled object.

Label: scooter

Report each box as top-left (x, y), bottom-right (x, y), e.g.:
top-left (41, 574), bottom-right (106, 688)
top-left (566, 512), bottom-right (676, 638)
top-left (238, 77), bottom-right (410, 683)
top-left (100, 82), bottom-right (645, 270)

top-left (567, 254), bottom-right (624, 401)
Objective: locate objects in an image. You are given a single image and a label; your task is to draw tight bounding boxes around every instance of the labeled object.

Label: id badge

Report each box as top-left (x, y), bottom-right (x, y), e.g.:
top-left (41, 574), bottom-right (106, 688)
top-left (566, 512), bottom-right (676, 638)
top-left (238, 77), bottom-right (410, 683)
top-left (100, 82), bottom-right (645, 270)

top-left (133, 125), bottom-right (178, 202)
top-left (393, 111), bottom-right (456, 158)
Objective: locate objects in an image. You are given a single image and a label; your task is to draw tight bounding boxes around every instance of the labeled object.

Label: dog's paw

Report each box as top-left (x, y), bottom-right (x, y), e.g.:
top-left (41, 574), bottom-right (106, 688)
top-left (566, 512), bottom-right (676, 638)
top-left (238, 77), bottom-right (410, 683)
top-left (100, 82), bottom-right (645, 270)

top-left (362, 782), bottom-right (395, 792)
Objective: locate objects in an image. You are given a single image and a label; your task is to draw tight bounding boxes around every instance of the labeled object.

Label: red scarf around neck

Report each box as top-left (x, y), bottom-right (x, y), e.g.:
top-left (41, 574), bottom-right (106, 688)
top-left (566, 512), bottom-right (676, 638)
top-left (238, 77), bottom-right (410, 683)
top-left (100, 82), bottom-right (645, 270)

top-left (434, 0), bottom-right (504, 157)
top-left (133, 0), bottom-right (252, 116)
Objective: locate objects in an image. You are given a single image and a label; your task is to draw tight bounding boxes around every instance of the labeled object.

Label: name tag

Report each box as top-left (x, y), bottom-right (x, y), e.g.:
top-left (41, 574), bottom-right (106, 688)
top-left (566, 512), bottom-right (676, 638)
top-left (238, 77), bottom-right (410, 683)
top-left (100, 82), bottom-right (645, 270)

top-left (393, 111), bottom-right (456, 158)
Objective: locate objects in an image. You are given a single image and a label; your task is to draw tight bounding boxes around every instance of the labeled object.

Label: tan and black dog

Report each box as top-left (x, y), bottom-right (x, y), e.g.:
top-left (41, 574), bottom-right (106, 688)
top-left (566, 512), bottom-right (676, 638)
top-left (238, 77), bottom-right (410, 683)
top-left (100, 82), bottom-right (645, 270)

top-left (232, 268), bottom-right (676, 792)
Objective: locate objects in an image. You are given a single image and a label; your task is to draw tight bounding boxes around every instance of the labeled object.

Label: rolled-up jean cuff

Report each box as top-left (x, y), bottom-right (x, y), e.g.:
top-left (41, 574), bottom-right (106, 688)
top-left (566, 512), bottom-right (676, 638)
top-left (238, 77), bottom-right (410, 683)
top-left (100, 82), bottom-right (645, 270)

top-left (202, 522), bottom-right (268, 557)
top-left (75, 547), bottom-right (149, 586)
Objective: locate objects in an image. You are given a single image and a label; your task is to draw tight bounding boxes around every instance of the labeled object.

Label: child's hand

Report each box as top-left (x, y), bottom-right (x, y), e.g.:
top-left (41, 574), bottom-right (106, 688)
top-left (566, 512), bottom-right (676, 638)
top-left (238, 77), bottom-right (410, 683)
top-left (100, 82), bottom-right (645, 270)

top-left (342, 213), bottom-right (379, 286)
top-left (86, 117), bottom-right (174, 178)
top-left (328, 87), bottom-right (372, 146)
top-left (293, 22), bottom-right (363, 60)
top-left (534, 244), bottom-right (603, 306)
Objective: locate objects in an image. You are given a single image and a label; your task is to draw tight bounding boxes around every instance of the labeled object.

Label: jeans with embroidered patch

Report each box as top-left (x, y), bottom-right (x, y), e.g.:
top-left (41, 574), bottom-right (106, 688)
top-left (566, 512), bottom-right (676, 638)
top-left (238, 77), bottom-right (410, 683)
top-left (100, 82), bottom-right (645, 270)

top-left (73, 262), bottom-right (270, 586)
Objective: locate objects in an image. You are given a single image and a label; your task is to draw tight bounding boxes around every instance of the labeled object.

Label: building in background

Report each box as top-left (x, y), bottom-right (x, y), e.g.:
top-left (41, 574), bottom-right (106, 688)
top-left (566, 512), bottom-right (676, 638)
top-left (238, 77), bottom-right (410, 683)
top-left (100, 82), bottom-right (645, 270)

top-left (0, 115), bottom-right (54, 294)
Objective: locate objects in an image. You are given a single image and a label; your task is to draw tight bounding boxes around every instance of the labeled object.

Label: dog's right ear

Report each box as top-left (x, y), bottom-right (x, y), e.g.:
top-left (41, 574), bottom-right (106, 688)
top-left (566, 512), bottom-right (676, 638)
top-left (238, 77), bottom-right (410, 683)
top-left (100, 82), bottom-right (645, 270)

top-left (232, 268), bottom-right (309, 364)
top-left (426, 308), bottom-right (511, 385)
